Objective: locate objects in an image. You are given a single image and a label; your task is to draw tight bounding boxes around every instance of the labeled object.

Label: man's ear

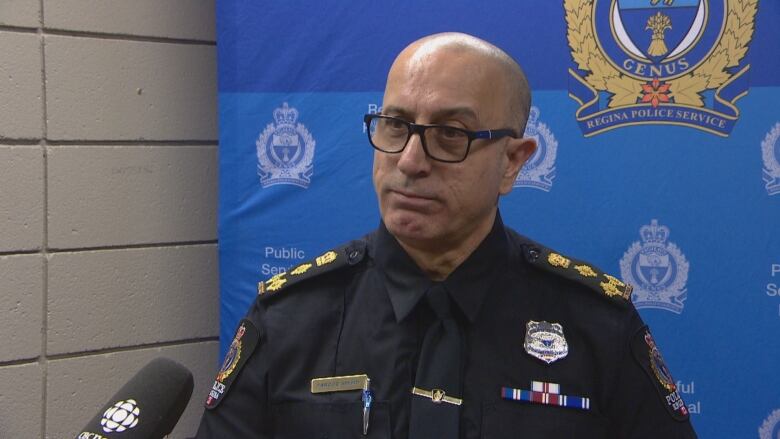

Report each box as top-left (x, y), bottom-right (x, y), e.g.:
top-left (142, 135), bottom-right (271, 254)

top-left (499, 137), bottom-right (537, 195)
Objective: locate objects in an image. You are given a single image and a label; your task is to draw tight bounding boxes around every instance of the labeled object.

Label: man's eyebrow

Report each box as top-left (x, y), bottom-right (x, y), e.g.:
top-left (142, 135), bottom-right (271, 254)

top-left (382, 106), bottom-right (479, 123)
top-left (382, 105), bottom-right (411, 117)
top-left (430, 107), bottom-right (478, 123)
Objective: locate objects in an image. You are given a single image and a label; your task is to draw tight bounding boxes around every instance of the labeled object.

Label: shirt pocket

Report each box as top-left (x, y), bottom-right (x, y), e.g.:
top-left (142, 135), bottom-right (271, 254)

top-left (481, 400), bottom-right (608, 439)
top-left (272, 401), bottom-right (392, 439)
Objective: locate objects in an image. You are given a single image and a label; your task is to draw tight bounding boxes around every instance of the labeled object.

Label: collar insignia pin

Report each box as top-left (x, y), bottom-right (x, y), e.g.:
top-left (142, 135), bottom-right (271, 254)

top-left (524, 320), bottom-right (569, 364)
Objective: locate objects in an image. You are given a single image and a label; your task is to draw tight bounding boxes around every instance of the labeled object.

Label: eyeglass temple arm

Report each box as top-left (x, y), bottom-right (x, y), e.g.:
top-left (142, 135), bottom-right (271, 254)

top-left (473, 129), bottom-right (518, 139)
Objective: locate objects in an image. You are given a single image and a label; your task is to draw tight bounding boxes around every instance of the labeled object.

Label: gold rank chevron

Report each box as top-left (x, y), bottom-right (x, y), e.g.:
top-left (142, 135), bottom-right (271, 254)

top-left (256, 245), bottom-right (365, 298)
top-left (531, 246), bottom-right (633, 304)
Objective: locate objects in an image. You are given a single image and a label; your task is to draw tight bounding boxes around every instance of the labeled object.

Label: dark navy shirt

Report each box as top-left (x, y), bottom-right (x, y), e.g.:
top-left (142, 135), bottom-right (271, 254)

top-left (195, 214), bottom-right (698, 438)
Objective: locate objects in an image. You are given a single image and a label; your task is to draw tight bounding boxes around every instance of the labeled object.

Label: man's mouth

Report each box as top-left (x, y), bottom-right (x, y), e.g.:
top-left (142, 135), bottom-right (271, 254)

top-left (392, 188), bottom-right (435, 200)
top-left (387, 188), bottom-right (438, 209)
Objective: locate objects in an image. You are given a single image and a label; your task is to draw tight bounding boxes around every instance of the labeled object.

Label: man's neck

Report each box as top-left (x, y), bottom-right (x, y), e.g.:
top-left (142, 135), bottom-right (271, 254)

top-left (395, 210), bottom-right (497, 281)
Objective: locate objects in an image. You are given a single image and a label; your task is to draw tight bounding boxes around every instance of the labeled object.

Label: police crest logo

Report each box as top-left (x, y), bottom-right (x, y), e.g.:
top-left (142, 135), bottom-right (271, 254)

top-left (759, 408), bottom-right (780, 439)
top-left (632, 329), bottom-right (689, 420)
top-left (256, 102), bottom-right (316, 188)
top-left (205, 319), bottom-right (260, 409)
top-left (620, 219), bottom-right (689, 314)
top-left (514, 106), bottom-right (557, 192)
top-left (564, 0), bottom-right (758, 137)
top-left (644, 332), bottom-right (676, 392)
top-left (762, 122), bottom-right (780, 196)
top-left (216, 323), bottom-right (245, 382)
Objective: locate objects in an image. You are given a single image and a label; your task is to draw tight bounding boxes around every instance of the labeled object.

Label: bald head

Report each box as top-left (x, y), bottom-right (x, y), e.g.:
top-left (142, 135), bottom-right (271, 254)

top-left (388, 32), bottom-right (532, 134)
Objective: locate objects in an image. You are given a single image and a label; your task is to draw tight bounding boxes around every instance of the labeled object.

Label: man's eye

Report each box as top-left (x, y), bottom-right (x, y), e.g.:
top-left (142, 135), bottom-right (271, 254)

top-left (378, 118), bottom-right (407, 132)
top-left (438, 126), bottom-right (465, 139)
top-left (387, 119), bottom-right (406, 129)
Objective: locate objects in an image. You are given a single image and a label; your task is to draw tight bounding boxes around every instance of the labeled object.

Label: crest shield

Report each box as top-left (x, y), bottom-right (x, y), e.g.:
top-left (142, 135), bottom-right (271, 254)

top-left (615, 0), bottom-right (704, 62)
top-left (637, 252), bottom-right (672, 288)
top-left (270, 129), bottom-right (303, 166)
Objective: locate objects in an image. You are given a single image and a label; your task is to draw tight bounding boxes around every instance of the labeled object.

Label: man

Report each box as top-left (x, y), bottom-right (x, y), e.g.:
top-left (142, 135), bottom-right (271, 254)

top-left (195, 33), bottom-right (697, 438)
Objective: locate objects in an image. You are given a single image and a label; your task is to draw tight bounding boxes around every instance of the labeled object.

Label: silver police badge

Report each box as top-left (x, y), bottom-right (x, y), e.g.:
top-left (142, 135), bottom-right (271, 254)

top-left (524, 320), bottom-right (569, 364)
top-left (762, 122), bottom-right (780, 196)
top-left (515, 106), bottom-right (557, 192)
top-left (256, 102), bottom-right (316, 188)
top-left (620, 219), bottom-right (689, 314)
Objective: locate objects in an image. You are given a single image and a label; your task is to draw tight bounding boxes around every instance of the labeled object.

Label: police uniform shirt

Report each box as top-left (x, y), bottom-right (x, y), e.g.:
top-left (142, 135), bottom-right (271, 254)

top-left (195, 213), bottom-right (698, 438)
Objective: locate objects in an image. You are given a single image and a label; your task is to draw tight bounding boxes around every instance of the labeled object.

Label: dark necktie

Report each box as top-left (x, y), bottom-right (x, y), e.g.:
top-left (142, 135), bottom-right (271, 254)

top-left (409, 284), bottom-right (463, 439)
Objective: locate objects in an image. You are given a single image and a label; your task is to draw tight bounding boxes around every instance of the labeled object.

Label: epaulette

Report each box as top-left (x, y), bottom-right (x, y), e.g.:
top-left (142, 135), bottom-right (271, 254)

top-left (523, 243), bottom-right (633, 304)
top-left (257, 240), bottom-right (367, 299)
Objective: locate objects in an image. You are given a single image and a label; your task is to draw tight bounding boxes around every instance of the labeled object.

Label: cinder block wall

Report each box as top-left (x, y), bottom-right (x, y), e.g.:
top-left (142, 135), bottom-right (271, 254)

top-left (1, 2), bottom-right (219, 438)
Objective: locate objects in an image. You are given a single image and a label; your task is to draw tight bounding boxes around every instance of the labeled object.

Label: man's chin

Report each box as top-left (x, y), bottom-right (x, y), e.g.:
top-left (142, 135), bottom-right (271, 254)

top-left (383, 212), bottom-right (440, 243)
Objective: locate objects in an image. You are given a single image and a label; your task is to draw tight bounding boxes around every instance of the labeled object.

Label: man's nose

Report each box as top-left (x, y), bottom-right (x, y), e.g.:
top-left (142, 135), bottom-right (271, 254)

top-left (396, 132), bottom-right (432, 176)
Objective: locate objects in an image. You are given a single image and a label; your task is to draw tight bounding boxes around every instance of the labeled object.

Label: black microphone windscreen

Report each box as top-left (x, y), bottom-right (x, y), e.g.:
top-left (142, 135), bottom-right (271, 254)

top-left (75, 357), bottom-right (194, 439)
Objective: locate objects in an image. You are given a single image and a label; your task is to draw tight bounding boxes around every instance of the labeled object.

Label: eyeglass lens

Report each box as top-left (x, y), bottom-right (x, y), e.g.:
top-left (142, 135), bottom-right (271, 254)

top-left (368, 117), bottom-right (468, 162)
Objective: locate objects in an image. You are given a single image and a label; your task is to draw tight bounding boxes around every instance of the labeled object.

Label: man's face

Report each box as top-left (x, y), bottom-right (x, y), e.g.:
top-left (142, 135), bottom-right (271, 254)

top-left (373, 47), bottom-right (532, 249)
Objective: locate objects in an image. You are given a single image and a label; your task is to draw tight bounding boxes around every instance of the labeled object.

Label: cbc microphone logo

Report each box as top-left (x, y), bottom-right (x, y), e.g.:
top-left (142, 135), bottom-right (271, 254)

top-left (78, 399), bottom-right (140, 439)
top-left (101, 399), bottom-right (140, 433)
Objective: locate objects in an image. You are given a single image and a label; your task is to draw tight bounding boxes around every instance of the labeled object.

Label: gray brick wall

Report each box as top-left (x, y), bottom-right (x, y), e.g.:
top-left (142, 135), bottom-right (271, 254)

top-left (0, 2), bottom-right (219, 437)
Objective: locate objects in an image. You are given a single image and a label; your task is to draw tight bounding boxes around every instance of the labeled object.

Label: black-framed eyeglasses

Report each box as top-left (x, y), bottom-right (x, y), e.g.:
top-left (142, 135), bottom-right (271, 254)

top-left (363, 114), bottom-right (518, 163)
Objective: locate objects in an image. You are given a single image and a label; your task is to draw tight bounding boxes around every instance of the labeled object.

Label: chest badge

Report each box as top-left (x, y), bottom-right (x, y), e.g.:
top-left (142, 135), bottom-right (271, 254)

top-left (524, 320), bottom-right (569, 364)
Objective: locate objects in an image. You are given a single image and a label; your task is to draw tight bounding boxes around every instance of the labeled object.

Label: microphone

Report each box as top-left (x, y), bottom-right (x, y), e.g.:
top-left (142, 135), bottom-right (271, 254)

top-left (75, 357), bottom-right (194, 439)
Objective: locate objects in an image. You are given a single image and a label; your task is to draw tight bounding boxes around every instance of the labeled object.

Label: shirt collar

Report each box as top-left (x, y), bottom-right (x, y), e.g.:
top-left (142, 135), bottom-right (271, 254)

top-left (372, 211), bottom-right (509, 323)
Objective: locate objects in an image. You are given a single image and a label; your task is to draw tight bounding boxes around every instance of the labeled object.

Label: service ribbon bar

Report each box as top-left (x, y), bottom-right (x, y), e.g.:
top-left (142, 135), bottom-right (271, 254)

top-left (531, 380), bottom-right (560, 394)
top-left (501, 386), bottom-right (590, 411)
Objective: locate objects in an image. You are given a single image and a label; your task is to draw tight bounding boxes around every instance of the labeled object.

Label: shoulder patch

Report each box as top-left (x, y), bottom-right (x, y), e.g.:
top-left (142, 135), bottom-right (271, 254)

top-left (205, 318), bottom-right (260, 410)
top-left (524, 244), bottom-right (633, 303)
top-left (630, 326), bottom-right (689, 422)
top-left (257, 241), bottom-right (367, 299)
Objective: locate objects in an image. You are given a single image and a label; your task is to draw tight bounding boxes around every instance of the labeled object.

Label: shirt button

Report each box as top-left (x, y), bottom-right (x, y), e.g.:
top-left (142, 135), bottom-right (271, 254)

top-left (528, 247), bottom-right (541, 261)
top-left (348, 249), bottom-right (361, 263)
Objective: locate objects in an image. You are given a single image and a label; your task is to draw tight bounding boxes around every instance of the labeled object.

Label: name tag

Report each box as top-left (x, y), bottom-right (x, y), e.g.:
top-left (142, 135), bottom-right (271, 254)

top-left (311, 374), bottom-right (369, 393)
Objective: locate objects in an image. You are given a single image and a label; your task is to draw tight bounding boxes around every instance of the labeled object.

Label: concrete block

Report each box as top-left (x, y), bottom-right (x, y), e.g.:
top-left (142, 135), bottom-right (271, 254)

top-left (46, 341), bottom-right (219, 439)
top-left (47, 145), bottom-right (217, 249)
top-left (47, 244), bottom-right (218, 355)
top-left (0, 146), bottom-right (44, 251)
top-left (0, 31), bottom-right (42, 139)
top-left (0, 0), bottom-right (40, 28)
top-left (0, 362), bottom-right (43, 438)
top-left (45, 36), bottom-right (216, 140)
top-left (44, 0), bottom-right (215, 41)
top-left (0, 254), bottom-right (43, 362)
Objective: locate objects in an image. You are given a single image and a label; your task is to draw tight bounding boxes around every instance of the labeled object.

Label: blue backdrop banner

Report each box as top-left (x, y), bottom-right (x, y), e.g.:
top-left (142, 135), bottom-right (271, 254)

top-left (216, 1), bottom-right (780, 437)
